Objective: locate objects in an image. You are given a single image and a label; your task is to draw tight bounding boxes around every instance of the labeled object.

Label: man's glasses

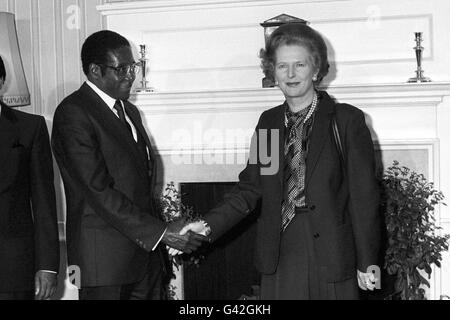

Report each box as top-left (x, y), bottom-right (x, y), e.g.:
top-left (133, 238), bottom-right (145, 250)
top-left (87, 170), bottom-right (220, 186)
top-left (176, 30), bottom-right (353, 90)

top-left (98, 62), bottom-right (142, 77)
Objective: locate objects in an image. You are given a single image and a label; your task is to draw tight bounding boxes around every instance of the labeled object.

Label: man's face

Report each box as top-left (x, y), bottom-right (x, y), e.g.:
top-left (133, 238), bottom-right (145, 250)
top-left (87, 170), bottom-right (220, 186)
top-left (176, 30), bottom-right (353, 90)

top-left (96, 46), bottom-right (136, 101)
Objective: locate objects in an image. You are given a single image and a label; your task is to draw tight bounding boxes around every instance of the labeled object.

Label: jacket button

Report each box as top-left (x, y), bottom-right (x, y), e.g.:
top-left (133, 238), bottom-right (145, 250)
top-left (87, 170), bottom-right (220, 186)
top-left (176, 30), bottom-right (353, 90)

top-left (313, 233), bottom-right (320, 239)
top-left (310, 205), bottom-right (316, 211)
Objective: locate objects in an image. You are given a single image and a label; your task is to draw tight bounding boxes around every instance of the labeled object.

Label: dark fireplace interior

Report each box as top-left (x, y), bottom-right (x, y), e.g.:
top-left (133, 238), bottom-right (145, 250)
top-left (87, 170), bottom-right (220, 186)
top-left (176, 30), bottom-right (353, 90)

top-left (180, 182), bottom-right (261, 300)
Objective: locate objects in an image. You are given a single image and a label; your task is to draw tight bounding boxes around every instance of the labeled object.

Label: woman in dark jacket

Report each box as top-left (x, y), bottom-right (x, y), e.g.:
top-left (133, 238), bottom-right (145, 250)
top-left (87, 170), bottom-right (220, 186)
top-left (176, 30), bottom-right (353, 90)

top-left (184, 22), bottom-right (381, 300)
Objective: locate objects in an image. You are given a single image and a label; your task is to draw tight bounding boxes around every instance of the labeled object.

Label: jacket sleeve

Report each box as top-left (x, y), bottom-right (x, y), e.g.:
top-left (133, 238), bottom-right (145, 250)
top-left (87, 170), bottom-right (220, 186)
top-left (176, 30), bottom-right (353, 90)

top-left (51, 104), bottom-right (166, 251)
top-left (345, 110), bottom-right (381, 271)
top-left (30, 116), bottom-right (60, 273)
top-left (204, 119), bottom-right (263, 242)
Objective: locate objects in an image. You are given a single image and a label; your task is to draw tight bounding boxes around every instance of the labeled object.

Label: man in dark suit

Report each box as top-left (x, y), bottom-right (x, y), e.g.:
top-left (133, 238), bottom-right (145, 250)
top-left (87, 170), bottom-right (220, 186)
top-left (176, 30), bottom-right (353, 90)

top-left (51, 30), bottom-right (206, 300)
top-left (0, 56), bottom-right (60, 300)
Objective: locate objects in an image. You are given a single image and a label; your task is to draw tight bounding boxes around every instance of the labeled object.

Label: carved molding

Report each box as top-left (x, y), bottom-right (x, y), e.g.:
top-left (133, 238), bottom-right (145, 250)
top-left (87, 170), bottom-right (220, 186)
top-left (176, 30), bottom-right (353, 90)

top-left (98, 0), bottom-right (350, 15)
top-left (132, 82), bottom-right (450, 114)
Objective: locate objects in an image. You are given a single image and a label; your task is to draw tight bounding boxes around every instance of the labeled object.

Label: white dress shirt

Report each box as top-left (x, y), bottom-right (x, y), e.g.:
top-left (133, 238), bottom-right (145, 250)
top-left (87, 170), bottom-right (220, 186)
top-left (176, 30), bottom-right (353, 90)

top-left (85, 80), bottom-right (140, 142)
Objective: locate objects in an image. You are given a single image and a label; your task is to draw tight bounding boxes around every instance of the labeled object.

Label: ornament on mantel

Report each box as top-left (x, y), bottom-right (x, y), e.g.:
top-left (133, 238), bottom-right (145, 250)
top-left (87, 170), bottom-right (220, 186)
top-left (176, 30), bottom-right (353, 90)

top-left (407, 32), bottom-right (432, 83)
top-left (135, 44), bottom-right (154, 92)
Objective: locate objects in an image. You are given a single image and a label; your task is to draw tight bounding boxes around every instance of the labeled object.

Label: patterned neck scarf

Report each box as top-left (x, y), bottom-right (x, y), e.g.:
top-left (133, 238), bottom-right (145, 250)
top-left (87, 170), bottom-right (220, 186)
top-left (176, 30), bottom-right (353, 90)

top-left (281, 93), bottom-right (319, 231)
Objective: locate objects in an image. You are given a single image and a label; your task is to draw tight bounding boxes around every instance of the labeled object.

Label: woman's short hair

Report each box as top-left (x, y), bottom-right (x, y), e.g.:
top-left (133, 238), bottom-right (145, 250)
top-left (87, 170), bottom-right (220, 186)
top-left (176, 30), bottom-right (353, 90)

top-left (259, 22), bottom-right (329, 85)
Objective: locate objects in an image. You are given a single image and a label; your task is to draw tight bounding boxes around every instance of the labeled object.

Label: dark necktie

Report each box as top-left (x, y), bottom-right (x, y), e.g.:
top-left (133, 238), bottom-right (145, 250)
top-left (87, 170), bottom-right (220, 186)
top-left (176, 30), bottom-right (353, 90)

top-left (116, 101), bottom-right (150, 170)
top-left (113, 100), bottom-right (133, 136)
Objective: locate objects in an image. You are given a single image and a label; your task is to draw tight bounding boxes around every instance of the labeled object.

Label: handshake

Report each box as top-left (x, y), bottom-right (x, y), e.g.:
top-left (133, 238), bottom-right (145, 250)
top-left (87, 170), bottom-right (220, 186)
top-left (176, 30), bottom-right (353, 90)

top-left (161, 218), bottom-right (211, 256)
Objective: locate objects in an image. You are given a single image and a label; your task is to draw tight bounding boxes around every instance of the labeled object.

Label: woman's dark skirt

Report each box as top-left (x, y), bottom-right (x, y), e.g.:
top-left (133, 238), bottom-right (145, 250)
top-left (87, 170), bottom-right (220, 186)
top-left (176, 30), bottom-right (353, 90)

top-left (260, 210), bottom-right (359, 300)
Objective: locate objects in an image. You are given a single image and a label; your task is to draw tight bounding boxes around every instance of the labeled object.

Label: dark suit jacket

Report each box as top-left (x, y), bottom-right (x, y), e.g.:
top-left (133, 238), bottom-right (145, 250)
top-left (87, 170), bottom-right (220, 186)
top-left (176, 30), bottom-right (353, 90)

top-left (51, 83), bottom-right (167, 287)
top-left (0, 102), bottom-right (60, 292)
top-left (205, 91), bottom-right (381, 282)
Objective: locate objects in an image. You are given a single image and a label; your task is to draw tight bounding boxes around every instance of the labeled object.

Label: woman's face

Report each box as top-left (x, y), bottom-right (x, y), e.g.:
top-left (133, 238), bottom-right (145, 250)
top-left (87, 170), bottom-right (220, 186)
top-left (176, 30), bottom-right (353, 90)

top-left (274, 44), bottom-right (318, 102)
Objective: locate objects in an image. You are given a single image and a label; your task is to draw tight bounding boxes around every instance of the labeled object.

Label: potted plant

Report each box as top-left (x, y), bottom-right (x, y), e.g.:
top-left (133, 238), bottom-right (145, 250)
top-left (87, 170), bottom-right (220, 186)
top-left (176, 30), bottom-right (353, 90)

top-left (381, 161), bottom-right (450, 300)
top-left (158, 182), bottom-right (204, 299)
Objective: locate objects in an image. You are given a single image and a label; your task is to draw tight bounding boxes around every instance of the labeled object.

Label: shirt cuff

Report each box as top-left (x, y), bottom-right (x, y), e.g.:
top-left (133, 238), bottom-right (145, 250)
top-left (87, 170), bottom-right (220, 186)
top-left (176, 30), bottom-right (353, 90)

top-left (152, 227), bottom-right (167, 251)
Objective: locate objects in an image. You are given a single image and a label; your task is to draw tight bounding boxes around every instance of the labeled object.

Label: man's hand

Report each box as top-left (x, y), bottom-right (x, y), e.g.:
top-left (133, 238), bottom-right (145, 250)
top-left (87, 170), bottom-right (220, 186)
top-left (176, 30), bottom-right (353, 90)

top-left (35, 271), bottom-right (57, 300)
top-left (357, 270), bottom-right (377, 291)
top-left (162, 218), bottom-right (209, 254)
top-left (168, 221), bottom-right (212, 256)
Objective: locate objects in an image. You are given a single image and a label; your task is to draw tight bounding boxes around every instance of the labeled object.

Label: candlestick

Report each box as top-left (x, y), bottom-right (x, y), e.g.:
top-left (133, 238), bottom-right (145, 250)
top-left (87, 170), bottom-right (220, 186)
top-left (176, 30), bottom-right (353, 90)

top-left (408, 32), bottom-right (431, 83)
top-left (135, 44), bottom-right (154, 92)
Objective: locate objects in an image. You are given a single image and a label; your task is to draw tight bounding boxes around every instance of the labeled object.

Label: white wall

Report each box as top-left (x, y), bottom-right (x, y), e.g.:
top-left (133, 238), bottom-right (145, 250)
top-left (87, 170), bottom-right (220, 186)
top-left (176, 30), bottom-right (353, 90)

top-left (99, 0), bottom-right (450, 91)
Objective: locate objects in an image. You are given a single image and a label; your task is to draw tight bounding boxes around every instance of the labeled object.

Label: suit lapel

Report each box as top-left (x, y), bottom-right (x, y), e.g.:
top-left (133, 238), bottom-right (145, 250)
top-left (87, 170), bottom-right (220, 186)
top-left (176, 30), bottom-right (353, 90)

top-left (0, 104), bottom-right (20, 148)
top-left (78, 84), bottom-right (148, 174)
top-left (259, 103), bottom-right (286, 187)
top-left (305, 92), bottom-right (335, 187)
top-left (0, 105), bottom-right (21, 192)
top-left (123, 102), bottom-right (155, 164)
top-left (275, 104), bottom-right (286, 188)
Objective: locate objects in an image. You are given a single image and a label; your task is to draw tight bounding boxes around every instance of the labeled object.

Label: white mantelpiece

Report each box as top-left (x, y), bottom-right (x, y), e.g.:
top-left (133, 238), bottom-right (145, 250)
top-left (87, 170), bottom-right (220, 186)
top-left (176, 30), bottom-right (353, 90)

top-left (131, 82), bottom-right (450, 159)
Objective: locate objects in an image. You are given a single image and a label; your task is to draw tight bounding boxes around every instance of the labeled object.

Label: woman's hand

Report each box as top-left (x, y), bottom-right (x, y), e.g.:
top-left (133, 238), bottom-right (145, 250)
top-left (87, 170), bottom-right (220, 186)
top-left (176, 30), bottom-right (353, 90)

top-left (357, 270), bottom-right (378, 291)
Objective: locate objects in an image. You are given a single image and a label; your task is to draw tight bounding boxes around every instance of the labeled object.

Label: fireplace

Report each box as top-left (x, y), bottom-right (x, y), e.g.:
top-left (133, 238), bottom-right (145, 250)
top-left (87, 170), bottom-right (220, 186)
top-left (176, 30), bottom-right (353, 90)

top-left (179, 182), bottom-right (260, 300)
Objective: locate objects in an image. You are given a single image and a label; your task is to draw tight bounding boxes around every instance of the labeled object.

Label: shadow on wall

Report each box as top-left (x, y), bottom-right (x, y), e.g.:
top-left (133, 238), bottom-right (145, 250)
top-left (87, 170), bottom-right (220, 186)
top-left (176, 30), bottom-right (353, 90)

top-left (320, 33), bottom-right (337, 90)
top-left (45, 83), bottom-right (80, 299)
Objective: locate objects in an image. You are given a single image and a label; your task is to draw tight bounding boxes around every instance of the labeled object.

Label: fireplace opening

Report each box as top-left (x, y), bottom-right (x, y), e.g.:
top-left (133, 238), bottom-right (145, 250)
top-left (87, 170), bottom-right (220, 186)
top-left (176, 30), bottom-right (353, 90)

top-left (180, 182), bottom-right (261, 300)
